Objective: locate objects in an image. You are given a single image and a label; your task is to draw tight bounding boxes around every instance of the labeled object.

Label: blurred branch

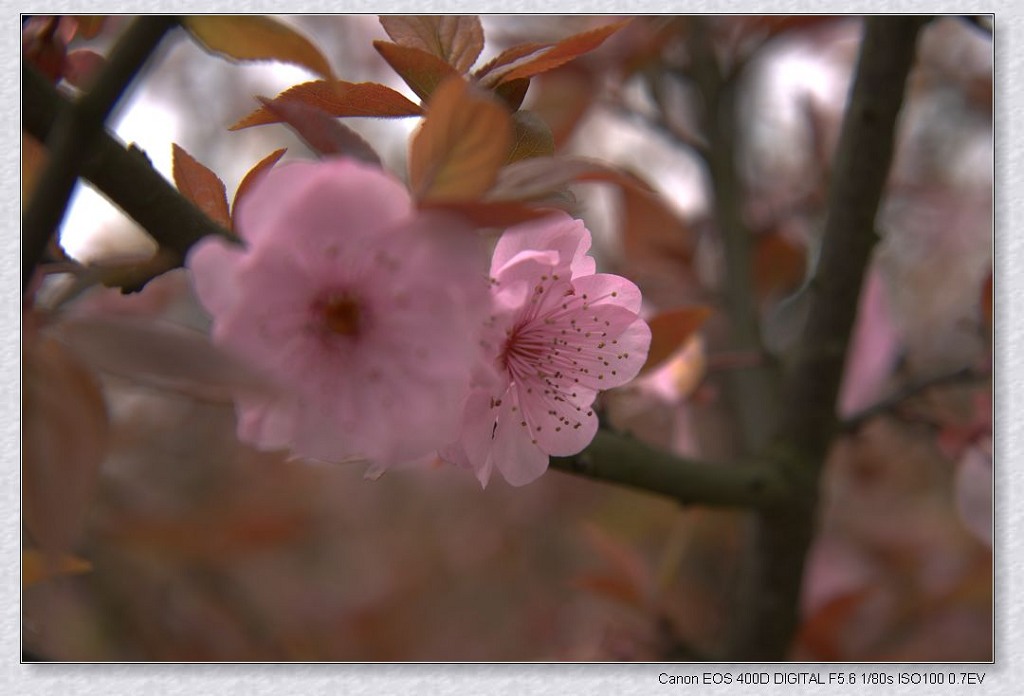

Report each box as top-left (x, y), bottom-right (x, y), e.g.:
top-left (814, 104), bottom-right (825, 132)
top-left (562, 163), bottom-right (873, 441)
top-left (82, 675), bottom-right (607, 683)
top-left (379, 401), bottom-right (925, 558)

top-left (687, 17), bottom-right (779, 453)
top-left (22, 16), bottom-right (179, 292)
top-left (728, 16), bottom-right (929, 661)
top-left (550, 430), bottom-right (789, 509)
top-left (23, 62), bottom-right (233, 293)
top-left (841, 365), bottom-right (990, 433)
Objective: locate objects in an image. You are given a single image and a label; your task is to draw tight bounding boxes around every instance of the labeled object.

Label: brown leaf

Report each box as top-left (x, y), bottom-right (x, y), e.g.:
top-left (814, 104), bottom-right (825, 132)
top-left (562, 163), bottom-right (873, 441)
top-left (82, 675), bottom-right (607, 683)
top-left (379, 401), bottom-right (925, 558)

top-left (23, 550), bottom-right (92, 587)
top-left (230, 80), bottom-right (423, 130)
top-left (373, 40), bottom-right (459, 102)
top-left (53, 316), bottom-right (277, 403)
top-left (641, 306), bottom-right (713, 375)
top-left (171, 143), bottom-right (232, 231)
top-left (183, 15), bottom-right (333, 79)
top-left (754, 232), bottom-right (807, 300)
top-left (23, 334), bottom-right (109, 554)
top-left (529, 66), bottom-right (596, 148)
top-left (478, 20), bottom-right (630, 87)
top-left (256, 96), bottom-right (381, 165)
top-left (418, 200), bottom-right (551, 228)
top-left (379, 16), bottom-right (484, 73)
top-left (507, 111), bottom-right (555, 163)
top-left (620, 179), bottom-right (693, 266)
top-left (232, 148), bottom-right (287, 218)
top-left (408, 77), bottom-right (512, 201)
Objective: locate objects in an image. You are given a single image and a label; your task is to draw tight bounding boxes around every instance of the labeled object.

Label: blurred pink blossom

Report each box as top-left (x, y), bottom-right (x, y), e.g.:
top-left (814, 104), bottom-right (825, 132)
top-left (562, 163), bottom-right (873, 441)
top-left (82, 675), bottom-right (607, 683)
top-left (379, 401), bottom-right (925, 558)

top-left (442, 213), bottom-right (651, 487)
top-left (187, 158), bottom-right (488, 471)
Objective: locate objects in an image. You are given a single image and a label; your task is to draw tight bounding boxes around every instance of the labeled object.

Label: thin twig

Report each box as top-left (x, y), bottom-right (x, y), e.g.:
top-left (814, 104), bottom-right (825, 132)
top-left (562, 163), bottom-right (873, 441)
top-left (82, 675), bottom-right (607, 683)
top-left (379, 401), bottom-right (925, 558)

top-left (842, 365), bottom-right (990, 432)
top-left (22, 16), bottom-right (178, 292)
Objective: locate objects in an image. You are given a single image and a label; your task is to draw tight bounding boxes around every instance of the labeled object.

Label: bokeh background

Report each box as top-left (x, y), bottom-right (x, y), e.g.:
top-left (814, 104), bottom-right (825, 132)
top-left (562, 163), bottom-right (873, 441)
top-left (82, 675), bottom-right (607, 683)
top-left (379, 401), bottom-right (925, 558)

top-left (23, 15), bottom-right (992, 661)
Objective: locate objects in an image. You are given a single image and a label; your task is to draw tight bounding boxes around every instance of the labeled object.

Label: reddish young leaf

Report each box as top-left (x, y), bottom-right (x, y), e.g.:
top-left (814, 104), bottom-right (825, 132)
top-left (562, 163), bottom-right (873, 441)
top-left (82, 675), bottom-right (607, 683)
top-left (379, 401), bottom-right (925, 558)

top-left (256, 96), bottom-right (382, 165)
top-left (478, 20), bottom-right (630, 87)
top-left (232, 148), bottom-right (287, 218)
top-left (641, 306), bottom-right (714, 375)
top-left (373, 40), bottom-right (459, 102)
top-left (419, 200), bottom-right (551, 228)
top-left (506, 111), bottom-right (555, 163)
top-left (62, 48), bottom-right (105, 90)
top-left (474, 41), bottom-right (548, 81)
top-left (171, 143), bottom-right (232, 231)
top-left (379, 16), bottom-right (484, 74)
top-left (231, 80), bottom-right (423, 130)
top-left (183, 15), bottom-right (333, 79)
top-left (754, 232), bottom-right (807, 300)
top-left (408, 77), bottom-right (513, 201)
top-left (23, 334), bottom-right (109, 554)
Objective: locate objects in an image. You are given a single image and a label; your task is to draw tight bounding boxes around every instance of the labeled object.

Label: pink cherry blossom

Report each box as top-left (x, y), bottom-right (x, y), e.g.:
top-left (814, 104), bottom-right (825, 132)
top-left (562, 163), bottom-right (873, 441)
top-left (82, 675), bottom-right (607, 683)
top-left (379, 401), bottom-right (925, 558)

top-left (187, 158), bottom-right (488, 471)
top-left (442, 213), bottom-right (651, 487)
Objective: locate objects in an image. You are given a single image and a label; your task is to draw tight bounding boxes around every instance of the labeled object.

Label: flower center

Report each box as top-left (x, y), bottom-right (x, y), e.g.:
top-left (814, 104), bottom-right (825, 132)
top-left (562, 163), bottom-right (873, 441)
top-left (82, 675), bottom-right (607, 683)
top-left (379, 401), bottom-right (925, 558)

top-left (317, 292), bottom-right (362, 336)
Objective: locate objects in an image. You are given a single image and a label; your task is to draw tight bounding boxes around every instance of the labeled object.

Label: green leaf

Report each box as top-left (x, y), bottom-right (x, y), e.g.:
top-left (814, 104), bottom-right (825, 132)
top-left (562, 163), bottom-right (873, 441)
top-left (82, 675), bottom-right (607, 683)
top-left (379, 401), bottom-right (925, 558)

top-left (184, 16), bottom-right (333, 79)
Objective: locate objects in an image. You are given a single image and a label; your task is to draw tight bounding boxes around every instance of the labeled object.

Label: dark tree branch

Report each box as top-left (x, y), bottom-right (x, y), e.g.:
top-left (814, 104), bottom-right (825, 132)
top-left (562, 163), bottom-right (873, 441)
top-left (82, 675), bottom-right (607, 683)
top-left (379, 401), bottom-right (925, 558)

top-left (23, 63), bottom-right (233, 292)
top-left (727, 16), bottom-right (930, 660)
top-left (23, 16), bottom-right (179, 292)
top-left (550, 430), bottom-right (789, 509)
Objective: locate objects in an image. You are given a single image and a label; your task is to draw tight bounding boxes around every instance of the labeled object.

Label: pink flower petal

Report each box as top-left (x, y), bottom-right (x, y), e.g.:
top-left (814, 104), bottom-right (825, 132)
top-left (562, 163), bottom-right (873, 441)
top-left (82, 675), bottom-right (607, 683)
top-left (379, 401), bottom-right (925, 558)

top-left (237, 158), bottom-right (413, 250)
top-left (186, 236), bottom-right (245, 317)
top-left (491, 387), bottom-right (550, 486)
top-left (491, 212), bottom-right (592, 278)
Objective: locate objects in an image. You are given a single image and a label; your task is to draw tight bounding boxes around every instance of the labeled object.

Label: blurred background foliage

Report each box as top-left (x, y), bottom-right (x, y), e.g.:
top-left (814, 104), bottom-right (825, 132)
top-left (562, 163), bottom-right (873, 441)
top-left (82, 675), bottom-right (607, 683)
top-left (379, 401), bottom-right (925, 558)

top-left (23, 15), bottom-right (991, 661)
